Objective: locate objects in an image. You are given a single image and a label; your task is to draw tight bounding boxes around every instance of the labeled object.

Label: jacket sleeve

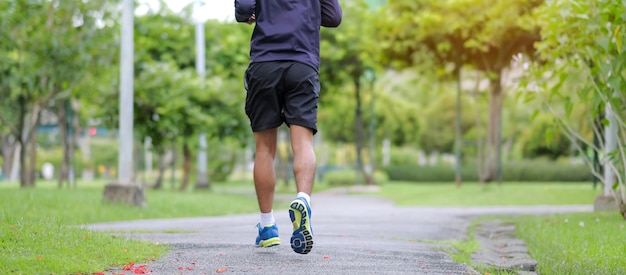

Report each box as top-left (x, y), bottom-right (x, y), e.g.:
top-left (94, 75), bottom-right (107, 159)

top-left (234, 0), bottom-right (256, 23)
top-left (321, 0), bottom-right (342, 27)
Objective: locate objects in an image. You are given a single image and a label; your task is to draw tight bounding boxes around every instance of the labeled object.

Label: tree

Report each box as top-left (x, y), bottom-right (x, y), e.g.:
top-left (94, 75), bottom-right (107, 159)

top-left (0, 0), bottom-right (115, 187)
top-left (319, 0), bottom-right (379, 184)
top-left (94, 11), bottom-right (251, 190)
top-left (378, 0), bottom-right (542, 183)
top-left (525, 0), bottom-right (626, 218)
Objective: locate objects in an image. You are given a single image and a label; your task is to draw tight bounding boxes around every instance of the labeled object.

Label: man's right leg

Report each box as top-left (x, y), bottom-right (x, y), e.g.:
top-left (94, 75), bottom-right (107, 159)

top-left (281, 62), bottom-right (320, 254)
top-left (288, 125), bottom-right (316, 254)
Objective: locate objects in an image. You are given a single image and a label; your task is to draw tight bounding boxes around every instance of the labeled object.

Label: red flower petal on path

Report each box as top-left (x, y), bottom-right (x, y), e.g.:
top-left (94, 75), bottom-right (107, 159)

top-left (322, 255), bottom-right (329, 259)
top-left (190, 261), bottom-right (196, 265)
top-left (178, 266), bottom-right (184, 270)
top-left (216, 268), bottom-right (227, 273)
top-left (123, 262), bottom-right (135, 270)
top-left (186, 267), bottom-right (193, 270)
top-left (133, 264), bottom-right (151, 274)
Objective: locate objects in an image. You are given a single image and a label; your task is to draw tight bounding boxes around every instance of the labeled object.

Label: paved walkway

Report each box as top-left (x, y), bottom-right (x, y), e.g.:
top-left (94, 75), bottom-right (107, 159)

top-left (87, 192), bottom-right (592, 275)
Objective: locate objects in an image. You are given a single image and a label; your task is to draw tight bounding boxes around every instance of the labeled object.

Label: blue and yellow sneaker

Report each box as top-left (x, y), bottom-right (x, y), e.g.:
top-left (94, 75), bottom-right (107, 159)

top-left (289, 198), bottom-right (313, 254)
top-left (255, 223), bottom-right (280, 247)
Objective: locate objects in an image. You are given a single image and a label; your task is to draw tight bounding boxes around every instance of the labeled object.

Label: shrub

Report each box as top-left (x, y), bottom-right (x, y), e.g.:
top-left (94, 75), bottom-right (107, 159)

top-left (383, 160), bottom-right (592, 182)
top-left (322, 168), bottom-right (389, 186)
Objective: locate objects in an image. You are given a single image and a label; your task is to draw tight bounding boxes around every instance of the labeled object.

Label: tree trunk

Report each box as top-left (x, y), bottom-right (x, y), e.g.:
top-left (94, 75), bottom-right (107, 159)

top-left (17, 97), bottom-right (27, 187)
top-left (28, 124), bottom-right (38, 185)
top-left (453, 60), bottom-right (463, 187)
top-left (354, 78), bottom-right (374, 185)
top-left (473, 72), bottom-right (487, 183)
top-left (18, 99), bottom-right (41, 188)
top-left (179, 142), bottom-right (191, 191)
top-left (480, 70), bottom-right (504, 183)
top-left (58, 101), bottom-right (69, 187)
top-left (70, 101), bottom-right (79, 187)
top-left (153, 153), bottom-right (166, 189)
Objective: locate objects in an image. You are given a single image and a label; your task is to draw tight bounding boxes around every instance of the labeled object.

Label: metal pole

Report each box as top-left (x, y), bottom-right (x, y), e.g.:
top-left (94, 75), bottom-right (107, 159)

top-left (118, 0), bottom-right (134, 184)
top-left (195, 0), bottom-right (209, 188)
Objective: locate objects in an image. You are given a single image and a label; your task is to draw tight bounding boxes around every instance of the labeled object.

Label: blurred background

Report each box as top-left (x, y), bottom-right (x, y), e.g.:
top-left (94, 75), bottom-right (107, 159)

top-left (0, 0), bottom-right (624, 194)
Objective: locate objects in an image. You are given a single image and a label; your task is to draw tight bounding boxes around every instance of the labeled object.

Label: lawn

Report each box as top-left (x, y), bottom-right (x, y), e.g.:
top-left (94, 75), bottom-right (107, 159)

top-left (3, 180), bottom-right (623, 274)
top-left (514, 212), bottom-right (626, 275)
top-left (0, 180), bottom-right (264, 275)
top-left (373, 182), bottom-right (626, 275)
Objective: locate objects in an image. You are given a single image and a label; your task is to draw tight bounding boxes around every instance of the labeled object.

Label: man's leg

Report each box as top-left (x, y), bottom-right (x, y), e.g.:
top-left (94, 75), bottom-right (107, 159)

top-left (288, 125), bottom-right (316, 254)
top-left (253, 128), bottom-right (278, 214)
top-left (290, 125), bottom-right (316, 195)
top-left (253, 128), bottom-right (280, 247)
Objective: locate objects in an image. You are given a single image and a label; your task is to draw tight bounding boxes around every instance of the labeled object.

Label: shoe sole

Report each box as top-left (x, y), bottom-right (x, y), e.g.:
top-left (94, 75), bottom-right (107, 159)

top-left (258, 237), bottom-right (280, 247)
top-left (289, 199), bottom-right (313, 254)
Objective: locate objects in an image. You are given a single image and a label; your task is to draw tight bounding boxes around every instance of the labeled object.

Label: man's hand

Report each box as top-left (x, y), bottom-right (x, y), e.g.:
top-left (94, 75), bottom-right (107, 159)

top-left (247, 13), bottom-right (256, 24)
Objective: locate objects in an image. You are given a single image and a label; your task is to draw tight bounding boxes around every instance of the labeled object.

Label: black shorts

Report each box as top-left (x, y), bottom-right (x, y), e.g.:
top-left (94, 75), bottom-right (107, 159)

top-left (244, 61), bottom-right (320, 134)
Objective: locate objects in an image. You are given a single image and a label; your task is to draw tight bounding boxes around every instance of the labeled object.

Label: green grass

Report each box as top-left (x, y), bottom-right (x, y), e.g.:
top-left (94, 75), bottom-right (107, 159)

top-left (3, 180), bottom-right (622, 274)
top-left (0, 180), bottom-right (264, 275)
top-left (374, 181), bottom-right (600, 206)
top-left (375, 182), bottom-right (626, 275)
top-left (0, 215), bottom-right (165, 275)
top-left (514, 212), bottom-right (626, 275)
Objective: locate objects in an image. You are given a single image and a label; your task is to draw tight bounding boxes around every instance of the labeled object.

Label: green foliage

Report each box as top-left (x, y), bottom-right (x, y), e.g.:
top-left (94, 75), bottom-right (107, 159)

top-left (386, 146), bottom-right (421, 166)
top-left (384, 164), bottom-right (478, 182)
top-left (518, 114), bottom-right (571, 159)
top-left (379, 0), bottom-right (541, 72)
top-left (322, 169), bottom-right (389, 186)
top-left (320, 88), bottom-right (422, 146)
top-left (135, 12), bottom-right (195, 71)
top-left (526, 0), bottom-right (626, 207)
top-left (384, 161), bottom-right (592, 182)
top-left (419, 90), bottom-right (476, 152)
top-left (206, 138), bottom-right (240, 182)
top-left (320, 0), bottom-right (378, 91)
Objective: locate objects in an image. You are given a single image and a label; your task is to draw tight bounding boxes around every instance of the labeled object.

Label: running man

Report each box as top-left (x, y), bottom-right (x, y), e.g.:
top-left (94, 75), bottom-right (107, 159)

top-left (234, 0), bottom-right (342, 254)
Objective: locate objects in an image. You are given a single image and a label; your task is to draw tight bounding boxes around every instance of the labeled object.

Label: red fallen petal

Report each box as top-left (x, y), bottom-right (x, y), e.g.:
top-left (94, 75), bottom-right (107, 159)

top-left (216, 268), bottom-right (227, 273)
top-left (133, 265), bottom-right (151, 274)
top-left (186, 267), bottom-right (193, 270)
top-left (123, 262), bottom-right (135, 270)
top-left (322, 255), bottom-right (330, 259)
top-left (190, 262), bottom-right (196, 265)
top-left (178, 266), bottom-right (183, 270)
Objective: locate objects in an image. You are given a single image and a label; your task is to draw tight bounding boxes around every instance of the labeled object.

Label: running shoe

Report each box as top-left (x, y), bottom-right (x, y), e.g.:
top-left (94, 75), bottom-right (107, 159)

top-left (289, 197), bottom-right (313, 254)
top-left (255, 223), bottom-right (280, 247)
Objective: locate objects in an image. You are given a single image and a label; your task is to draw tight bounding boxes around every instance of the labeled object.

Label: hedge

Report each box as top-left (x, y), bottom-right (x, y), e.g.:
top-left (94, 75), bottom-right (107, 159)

top-left (382, 161), bottom-right (594, 182)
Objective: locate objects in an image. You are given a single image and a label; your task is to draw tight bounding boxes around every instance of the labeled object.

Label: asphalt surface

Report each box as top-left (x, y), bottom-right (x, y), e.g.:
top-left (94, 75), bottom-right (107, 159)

top-left (86, 192), bottom-right (592, 275)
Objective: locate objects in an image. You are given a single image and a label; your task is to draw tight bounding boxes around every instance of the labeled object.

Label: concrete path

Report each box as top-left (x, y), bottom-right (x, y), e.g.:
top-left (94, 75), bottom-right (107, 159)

top-left (87, 193), bottom-right (592, 275)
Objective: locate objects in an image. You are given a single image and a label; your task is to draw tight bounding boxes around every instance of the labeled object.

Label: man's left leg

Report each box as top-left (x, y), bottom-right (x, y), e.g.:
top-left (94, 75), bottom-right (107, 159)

top-left (253, 128), bottom-right (280, 247)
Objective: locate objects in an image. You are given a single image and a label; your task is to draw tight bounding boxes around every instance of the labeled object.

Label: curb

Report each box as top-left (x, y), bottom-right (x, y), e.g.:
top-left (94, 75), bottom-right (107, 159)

top-left (471, 220), bottom-right (538, 275)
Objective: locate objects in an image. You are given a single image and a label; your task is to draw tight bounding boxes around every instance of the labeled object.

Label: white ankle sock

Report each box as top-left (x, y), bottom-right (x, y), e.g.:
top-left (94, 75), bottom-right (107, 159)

top-left (297, 192), bottom-right (311, 205)
top-left (260, 211), bottom-right (275, 227)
